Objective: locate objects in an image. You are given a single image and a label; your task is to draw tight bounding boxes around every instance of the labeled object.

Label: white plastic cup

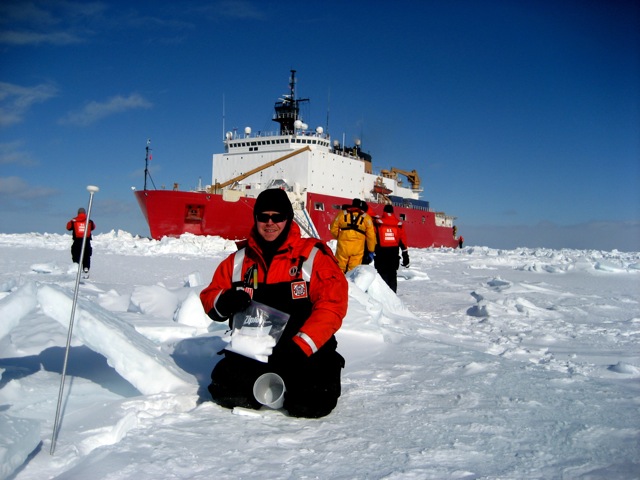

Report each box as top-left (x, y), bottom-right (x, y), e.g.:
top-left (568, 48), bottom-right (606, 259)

top-left (253, 372), bottom-right (286, 409)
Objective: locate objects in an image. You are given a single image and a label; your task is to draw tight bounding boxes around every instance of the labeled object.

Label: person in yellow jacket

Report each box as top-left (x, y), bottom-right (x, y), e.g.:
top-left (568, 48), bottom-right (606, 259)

top-left (330, 198), bottom-right (377, 272)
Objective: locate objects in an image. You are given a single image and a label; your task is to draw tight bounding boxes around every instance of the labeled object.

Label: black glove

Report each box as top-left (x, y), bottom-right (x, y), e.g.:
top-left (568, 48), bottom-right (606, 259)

top-left (362, 251), bottom-right (374, 265)
top-left (215, 289), bottom-right (251, 318)
top-left (287, 340), bottom-right (308, 359)
top-left (272, 338), bottom-right (309, 372)
top-left (401, 250), bottom-right (410, 267)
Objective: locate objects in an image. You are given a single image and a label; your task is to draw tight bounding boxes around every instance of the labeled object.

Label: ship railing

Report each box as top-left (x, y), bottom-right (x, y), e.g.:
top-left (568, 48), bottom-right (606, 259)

top-left (290, 199), bottom-right (320, 239)
top-left (387, 202), bottom-right (434, 213)
top-left (334, 149), bottom-right (365, 161)
top-left (226, 130), bottom-right (330, 141)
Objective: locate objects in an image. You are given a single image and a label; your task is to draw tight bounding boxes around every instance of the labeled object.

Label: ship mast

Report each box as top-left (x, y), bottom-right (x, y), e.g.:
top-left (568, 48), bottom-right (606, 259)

top-left (273, 69), bottom-right (309, 134)
top-left (143, 139), bottom-right (156, 190)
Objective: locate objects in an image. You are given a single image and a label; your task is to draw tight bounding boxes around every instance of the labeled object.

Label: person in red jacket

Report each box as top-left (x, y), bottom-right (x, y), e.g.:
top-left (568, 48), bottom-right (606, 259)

top-left (66, 207), bottom-right (96, 276)
top-left (373, 204), bottom-right (409, 293)
top-left (200, 188), bottom-right (348, 418)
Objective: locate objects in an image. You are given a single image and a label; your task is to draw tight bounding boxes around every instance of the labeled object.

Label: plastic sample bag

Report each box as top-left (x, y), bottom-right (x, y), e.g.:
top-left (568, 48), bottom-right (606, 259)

top-left (227, 300), bottom-right (290, 362)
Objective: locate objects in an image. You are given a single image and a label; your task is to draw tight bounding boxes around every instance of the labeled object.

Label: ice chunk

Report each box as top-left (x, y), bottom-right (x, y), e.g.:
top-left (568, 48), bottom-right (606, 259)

top-left (0, 282), bottom-right (38, 342)
top-left (0, 413), bottom-right (41, 480)
top-left (37, 284), bottom-right (197, 395)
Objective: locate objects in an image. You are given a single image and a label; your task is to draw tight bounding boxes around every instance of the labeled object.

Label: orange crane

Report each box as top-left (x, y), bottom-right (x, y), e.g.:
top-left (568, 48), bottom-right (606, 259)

top-left (380, 167), bottom-right (422, 191)
top-left (208, 146), bottom-right (311, 193)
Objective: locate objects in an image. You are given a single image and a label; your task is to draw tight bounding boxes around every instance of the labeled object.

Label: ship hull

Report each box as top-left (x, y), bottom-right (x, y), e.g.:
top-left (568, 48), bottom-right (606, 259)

top-left (135, 190), bottom-right (458, 249)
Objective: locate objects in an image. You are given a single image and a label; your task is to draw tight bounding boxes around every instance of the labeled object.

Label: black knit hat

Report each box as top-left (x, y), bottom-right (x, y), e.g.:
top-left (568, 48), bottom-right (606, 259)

top-left (78, 207), bottom-right (86, 214)
top-left (254, 189), bottom-right (294, 220)
top-left (383, 204), bottom-right (394, 213)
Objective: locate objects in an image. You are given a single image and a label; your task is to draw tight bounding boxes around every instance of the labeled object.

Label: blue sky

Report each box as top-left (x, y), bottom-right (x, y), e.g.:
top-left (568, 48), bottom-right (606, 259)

top-left (1, 0), bottom-right (638, 251)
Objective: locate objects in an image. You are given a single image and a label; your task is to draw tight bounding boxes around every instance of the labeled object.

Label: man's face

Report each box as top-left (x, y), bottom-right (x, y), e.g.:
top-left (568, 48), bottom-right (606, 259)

top-left (256, 211), bottom-right (288, 242)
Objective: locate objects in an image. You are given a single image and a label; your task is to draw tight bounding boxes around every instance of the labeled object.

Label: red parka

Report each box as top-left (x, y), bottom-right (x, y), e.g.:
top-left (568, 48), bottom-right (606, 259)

top-left (374, 212), bottom-right (408, 249)
top-left (373, 212), bottom-right (408, 270)
top-left (200, 222), bottom-right (348, 357)
top-left (66, 213), bottom-right (95, 240)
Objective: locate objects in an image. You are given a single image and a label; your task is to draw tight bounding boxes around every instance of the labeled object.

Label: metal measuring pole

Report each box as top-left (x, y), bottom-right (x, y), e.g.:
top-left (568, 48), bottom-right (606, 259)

top-left (50, 185), bottom-right (99, 455)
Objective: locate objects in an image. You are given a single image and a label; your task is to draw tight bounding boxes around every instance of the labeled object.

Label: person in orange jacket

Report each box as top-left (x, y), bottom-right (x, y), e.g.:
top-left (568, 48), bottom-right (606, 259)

top-left (330, 198), bottom-right (377, 272)
top-left (373, 204), bottom-right (409, 292)
top-left (66, 207), bottom-right (96, 276)
top-left (200, 188), bottom-right (348, 418)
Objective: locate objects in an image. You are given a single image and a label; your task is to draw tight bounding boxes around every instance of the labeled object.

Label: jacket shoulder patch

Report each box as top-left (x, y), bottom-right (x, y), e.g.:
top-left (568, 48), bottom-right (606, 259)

top-left (291, 281), bottom-right (308, 299)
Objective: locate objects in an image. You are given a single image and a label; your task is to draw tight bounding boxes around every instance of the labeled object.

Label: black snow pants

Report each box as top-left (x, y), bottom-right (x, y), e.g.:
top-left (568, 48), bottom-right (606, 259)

top-left (209, 341), bottom-right (345, 418)
top-left (71, 239), bottom-right (92, 270)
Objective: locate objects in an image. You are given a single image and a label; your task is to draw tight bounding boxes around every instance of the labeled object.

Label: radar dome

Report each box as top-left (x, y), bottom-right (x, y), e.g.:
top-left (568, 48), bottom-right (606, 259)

top-left (244, 127), bottom-right (252, 135)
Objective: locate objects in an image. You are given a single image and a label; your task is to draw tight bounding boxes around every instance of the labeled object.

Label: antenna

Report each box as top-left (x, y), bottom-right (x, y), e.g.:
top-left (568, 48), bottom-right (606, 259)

top-left (273, 69), bottom-right (309, 135)
top-left (326, 87), bottom-right (330, 135)
top-left (143, 139), bottom-right (156, 190)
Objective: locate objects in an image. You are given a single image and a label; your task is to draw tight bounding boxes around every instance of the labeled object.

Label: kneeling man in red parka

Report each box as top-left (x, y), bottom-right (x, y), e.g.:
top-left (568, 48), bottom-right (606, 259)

top-left (200, 188), bottom-right (348, 418)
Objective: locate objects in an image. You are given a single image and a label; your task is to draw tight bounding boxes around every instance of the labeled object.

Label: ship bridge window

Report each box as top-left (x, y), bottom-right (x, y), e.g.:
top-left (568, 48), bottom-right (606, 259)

top-left (313, 202), bottom-right (325, 211)
top-left (185, 204), bottom-right (204, 224)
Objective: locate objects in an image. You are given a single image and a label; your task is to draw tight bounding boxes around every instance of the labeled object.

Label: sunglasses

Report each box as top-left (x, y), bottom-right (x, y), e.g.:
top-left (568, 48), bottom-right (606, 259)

top-left (256, 212), bottom-right (288, 223)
